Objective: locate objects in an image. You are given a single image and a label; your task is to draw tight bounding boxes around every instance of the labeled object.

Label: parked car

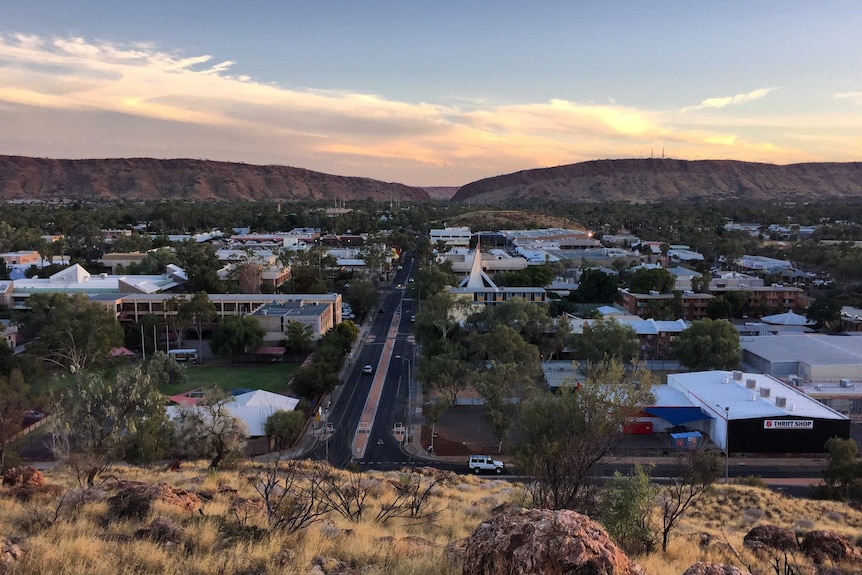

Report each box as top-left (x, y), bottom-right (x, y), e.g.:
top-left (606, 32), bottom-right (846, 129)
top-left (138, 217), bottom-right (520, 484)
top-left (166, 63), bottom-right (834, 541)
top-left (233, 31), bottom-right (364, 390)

top-left (468, 455), bottom-right (504, 474)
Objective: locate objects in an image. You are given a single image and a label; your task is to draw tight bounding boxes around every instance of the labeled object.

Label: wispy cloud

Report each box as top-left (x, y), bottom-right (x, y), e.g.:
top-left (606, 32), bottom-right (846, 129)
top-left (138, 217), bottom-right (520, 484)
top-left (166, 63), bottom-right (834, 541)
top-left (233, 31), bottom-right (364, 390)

top-left (834, 92), bottom-right (862, 105)
top-left (0, 34), bottom-right (844, 184)
top-left (681, 88), bottom-right (776, 112)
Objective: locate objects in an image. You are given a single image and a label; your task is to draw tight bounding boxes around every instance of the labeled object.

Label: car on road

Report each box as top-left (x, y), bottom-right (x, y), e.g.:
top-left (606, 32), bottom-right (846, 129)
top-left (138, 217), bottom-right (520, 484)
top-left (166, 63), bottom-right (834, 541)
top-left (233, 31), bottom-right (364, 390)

top-left (411, 315), bottom-right (415, 323)
top-left (363, 364), bottom-right (373, 374)
top-left (468, 455), bottom-right (504, 474)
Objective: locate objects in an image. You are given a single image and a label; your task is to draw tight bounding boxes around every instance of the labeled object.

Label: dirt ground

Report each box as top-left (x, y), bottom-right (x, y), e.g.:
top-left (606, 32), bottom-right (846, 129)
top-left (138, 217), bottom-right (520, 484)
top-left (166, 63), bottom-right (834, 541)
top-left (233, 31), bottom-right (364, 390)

top-left (421, 405), bottom-right (500, 457)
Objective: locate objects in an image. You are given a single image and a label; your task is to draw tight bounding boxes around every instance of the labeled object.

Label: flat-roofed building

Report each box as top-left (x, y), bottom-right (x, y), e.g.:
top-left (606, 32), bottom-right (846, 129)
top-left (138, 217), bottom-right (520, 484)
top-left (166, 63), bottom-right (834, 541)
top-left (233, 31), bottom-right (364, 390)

top-left (667, 370), bottom-right (849, 453)
top-left (252, 301), bottom-right (334, 341)
top-left (618, 289), bottom-right (713, 321)
top-left (430, 226), bottom-right (471, 248)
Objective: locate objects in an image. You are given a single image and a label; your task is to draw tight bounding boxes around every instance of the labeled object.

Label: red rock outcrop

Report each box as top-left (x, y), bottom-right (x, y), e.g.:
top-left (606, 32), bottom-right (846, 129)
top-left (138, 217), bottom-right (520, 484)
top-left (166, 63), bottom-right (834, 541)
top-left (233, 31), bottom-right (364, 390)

top-left (681, 563), bottom-right (751, 575)
top-left (800, 530), bottom-right (862, 565)
top-left (1, 466), bottom-right (44, 488)
top-left (462, 506), bottom-right (644, 575)
top-left (743, 525), bottom-right (799, 552)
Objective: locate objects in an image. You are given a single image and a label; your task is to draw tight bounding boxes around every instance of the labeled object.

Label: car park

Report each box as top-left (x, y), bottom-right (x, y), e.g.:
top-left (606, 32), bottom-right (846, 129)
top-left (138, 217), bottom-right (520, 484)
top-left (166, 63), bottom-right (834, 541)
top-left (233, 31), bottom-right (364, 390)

top-left (468, 455), bottom-right (504, 474)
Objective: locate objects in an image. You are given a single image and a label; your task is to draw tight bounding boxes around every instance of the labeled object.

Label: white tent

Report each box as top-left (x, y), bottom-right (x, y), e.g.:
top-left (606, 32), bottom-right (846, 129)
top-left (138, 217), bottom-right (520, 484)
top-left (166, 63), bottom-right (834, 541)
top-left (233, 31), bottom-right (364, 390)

top-left (760, 310), bottom-right (815, 326)
top-left (167, 389), bottom-right (299, 437)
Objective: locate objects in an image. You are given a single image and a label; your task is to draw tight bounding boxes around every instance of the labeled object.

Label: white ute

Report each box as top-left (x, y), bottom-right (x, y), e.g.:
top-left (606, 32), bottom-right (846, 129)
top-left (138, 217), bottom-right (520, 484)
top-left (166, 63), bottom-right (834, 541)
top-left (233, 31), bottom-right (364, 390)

top-left (468, 455), bottom-right (504, 474)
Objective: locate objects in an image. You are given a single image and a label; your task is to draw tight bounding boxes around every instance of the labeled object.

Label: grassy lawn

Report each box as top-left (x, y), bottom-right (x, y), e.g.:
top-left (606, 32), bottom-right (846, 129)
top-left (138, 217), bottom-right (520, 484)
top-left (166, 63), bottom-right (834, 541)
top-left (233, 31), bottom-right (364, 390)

top-left (30, 362), bottom-right (301, 398)
top-left (162, 363), bottom-right (300, 396)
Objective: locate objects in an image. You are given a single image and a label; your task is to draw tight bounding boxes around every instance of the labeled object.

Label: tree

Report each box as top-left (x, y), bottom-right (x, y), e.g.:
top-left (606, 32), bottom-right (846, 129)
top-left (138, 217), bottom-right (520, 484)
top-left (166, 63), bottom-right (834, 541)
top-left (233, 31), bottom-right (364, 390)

top-left (807, 297), bottom-right (842, 331)
top-left (284, 321), bottom-right (314, 359)
top-left (344, 278), bottom-right (380, 319)
top-left (467, 298), bottom-right (554, 347)
top-left (493, 265), bottom-right (554, 287)
top-left (178, 291), bottom-right (217, 353)
top-left (210, 315), bottom-right (265, 359)
top-left (0, 369), bottom-right (29, 470)
top-left (26, 293), bottom-right (124, 373)
top-left (174, 387), bottom-right (248, 469)
top-left (414, 291), bottom-right (464, 350)
top-left (705, 297), bottom-right (733, 320)
top-left (656, 449), bottom-right (721, 552)
top-left (600, 465), bottom-right (658, 554)
top-left (673, 319), bottom-right (740, 371)
top-left (812, 437), bottom-right (862, 501)
top-left (417, 342), bottom-right (473, 407)
top-left (408, 261), bottom-right (457, 301)
top-left (514, 359), bottom-right (655, 511)
top-left (572, 269), bottom-right (618, 303)
top-left (264, 410), bottom-right (306, 451)
top-left (570, 317), bottom-right (639, 366)
top-left (291, 363), bottom-right (341, 399)
top-left (628, 268), bottom-right (674, 294)
top-left (174, 241), bottom-right (223, 293)
top-left (141, 351), bottom-right (187, 391)
top-left (54, 365), bottom-right (166, 485)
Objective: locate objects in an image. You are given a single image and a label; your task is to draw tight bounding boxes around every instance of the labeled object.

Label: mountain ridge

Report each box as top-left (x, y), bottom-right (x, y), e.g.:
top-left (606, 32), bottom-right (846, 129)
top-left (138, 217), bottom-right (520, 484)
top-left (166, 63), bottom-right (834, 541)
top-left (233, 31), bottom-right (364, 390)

top-left (453, 158), bottom-right (862, 204)
top-left (0, 155), bottom-right (430, 202)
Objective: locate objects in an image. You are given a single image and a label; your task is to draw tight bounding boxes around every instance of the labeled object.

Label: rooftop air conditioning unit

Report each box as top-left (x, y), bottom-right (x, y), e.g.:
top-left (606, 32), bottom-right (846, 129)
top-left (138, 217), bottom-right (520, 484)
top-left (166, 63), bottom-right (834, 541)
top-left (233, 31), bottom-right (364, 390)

top-left (749, 394), bottom-right (757, 401)
top-left (815, 384), bottom-right (823, 391)
top-left (789, 375), bottom-right (800, 386)
top-left (840, 378), bottom-right (851, 388)
top-left (733, 371), bottom-right (743, 381)
top-left (775, 397), bottom-right (787, 408)
top-left (746, 378), bottom-right (757, 389)
top-left (723, 377), bottom-right (730, 384)
top-left (760, 387), bottom-right (771, 398)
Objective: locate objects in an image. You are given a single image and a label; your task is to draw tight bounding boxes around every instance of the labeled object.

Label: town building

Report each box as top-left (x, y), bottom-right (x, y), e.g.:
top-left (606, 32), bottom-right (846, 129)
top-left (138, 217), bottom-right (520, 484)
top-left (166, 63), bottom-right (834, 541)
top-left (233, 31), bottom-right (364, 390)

top-left (664, 370), bottom-right (849, 453)
top-left (568, 314), bottom-right (688, 361)
top-left (448, 247), bottom-right (546, 307)
top-left (252, 301), bottom-right (335, 343)
top-left (430, 226), bottom-right (472, 248)
top-left (617, 289), bottom-right (713, 321)
top-left (436, 248), bottom-right (528, 279)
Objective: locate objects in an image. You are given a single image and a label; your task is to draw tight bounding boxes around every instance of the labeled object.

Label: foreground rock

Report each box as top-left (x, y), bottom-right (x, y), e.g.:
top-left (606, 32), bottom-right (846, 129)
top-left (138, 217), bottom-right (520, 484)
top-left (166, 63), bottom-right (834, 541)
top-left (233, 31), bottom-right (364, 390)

top-left (743, 525), bottom-right (798, 552)
top-left (0, 540), bottom-right (24, 573)
top-left (462, 506), bottom-right (643, 575)
top-left (1, 466), bottom-right (44, 488)
top-left (681, 563), bottom-right (751, 575)
top-left (800, 530), bottom-right (862, 565)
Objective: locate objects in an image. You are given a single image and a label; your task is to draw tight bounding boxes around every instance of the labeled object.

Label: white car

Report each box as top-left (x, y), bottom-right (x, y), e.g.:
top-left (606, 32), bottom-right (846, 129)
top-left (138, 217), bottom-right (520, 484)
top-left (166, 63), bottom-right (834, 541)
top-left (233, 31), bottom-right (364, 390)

top-left (468, 455), bottom-right (504, 474)
top-left (363, 364), bottom-right (373, 374)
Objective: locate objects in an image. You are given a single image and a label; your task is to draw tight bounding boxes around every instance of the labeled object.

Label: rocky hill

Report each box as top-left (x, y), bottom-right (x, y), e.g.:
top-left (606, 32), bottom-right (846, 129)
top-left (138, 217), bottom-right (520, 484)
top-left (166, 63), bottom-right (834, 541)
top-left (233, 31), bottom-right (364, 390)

top-left (0, 155), bottom-right (430, 202)
top-left (453, 159), bottom-right (862, 204)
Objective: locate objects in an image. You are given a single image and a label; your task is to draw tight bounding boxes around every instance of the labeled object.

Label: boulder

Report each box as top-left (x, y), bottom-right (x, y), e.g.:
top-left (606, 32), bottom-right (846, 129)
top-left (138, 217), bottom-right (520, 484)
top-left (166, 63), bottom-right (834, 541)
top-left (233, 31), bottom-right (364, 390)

top-left (681, 563), bottom-right (751, 575)
top-left (0, 540), bottom-right (24, 573)
top-left (135, 516), bottom-right (183, 544)
top-left (309, 556), bottom-right (356, 575)
top-left (462, 507), bottom-right (644, 575)
top-left (1, 466), bottom-right (44, 488)
top-left (743, 525), bottom-right (798, 552)
top-left (801, 530), bottom-right (862, 565)
top-left (108, 481), bottom-right (202, 514)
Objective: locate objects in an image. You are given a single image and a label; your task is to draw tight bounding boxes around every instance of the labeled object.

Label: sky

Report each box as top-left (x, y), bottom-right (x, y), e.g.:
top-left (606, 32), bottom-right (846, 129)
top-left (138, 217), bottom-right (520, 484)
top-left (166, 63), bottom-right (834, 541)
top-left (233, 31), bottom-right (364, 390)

top-left (1, 1), bottom-right (861, 186)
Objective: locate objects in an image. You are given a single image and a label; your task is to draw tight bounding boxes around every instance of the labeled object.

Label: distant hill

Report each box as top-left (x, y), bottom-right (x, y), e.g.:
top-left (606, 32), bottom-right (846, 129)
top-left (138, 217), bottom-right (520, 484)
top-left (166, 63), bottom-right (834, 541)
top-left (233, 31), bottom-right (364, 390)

top-left (0, 155), bottom-right (430, 202)
top-left (421, 186), bottom-right (460, 200)
top-left (453, 158), bottom-right (862, 204)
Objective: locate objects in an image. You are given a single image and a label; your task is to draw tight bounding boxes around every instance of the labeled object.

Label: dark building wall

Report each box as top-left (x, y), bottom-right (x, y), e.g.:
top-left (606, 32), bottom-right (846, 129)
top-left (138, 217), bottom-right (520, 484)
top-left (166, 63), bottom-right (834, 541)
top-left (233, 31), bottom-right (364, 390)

top-left (728, 417), bottom-right (850, 453)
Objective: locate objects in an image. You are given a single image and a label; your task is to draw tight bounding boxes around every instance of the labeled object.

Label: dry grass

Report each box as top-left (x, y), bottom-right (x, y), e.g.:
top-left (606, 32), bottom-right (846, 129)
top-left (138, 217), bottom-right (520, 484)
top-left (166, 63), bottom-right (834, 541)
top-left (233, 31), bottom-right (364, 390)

top-left (2, 465), bottom-right (861, 575)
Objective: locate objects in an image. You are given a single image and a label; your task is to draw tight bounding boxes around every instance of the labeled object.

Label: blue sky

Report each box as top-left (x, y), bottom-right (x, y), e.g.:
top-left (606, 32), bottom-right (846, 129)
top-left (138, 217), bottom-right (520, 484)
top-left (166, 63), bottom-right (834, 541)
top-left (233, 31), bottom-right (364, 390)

top-left (1, 1), bottom-right (861, 185)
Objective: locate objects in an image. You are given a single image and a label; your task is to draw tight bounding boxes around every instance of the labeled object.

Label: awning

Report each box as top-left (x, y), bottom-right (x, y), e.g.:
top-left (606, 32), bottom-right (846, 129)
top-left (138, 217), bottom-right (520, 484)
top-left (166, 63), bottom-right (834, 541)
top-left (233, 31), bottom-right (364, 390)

top-left (642, 406), bottom-right (713, 426)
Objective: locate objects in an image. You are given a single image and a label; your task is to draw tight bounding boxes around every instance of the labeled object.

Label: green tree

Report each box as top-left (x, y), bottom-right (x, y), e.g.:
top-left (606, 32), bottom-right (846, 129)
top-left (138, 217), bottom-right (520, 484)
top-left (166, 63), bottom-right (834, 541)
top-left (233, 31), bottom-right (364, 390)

top-left (417, 342), bottom-right (473, 407)
top-left (408, 261), bottom-right (457, 300)
top-left (211, 315), bottom-right (265, 359)
top-left (179, 291), bottom-right (217, 354)
top-left (284, 321), bottom-right (314, 359)
top-left (705, 297), bottom-right (733, 320)
top-left (628, 268), bottom-right (674, 294)
top-left (570, 317), bottom-right (639, 366)
top-left (175, 241), bottom-right (223, 293)
top-left (142, 351), bottom-right (187, 391)
top-left (26, 293), bottom-right (124, 373)
top-left (0, 369), bottom-right (29, 470)
top-left (807, 297), bottom-right (841, 331)
top-left (290, 363), bottom-right (341, 399)
top-left (468, 298), bottom-right (554, 347)
top-left (174, 387), bottom-right (248, 469)
top-left (514, 359), bottom-right (655, 511)
top-left (264, 410), bottom-right (306, 451)
top-left (600, 465), bottom-right (658, 554)
top-left (673, 319), bottom-right (740, 371)
top-left (812, 437), bottom-right (862, 501)
top-left (572, 269), bottom-right (618, 303)
top-left (344, 278), bottom-right (380, 319)
top-left (54, 365), bottom-right (166, 485)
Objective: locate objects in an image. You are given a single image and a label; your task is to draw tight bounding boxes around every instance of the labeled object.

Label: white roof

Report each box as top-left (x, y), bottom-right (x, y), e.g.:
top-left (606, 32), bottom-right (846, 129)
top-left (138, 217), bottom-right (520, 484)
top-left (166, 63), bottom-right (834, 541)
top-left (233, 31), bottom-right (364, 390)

top-left (668, 370), bottom-right (847, 420)
top-left (741, 334), bottom-right (862, 367)
top-left (760, 310), bottom-right (815, 326)
top-left (167, 390), bottom-right (299, 437)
